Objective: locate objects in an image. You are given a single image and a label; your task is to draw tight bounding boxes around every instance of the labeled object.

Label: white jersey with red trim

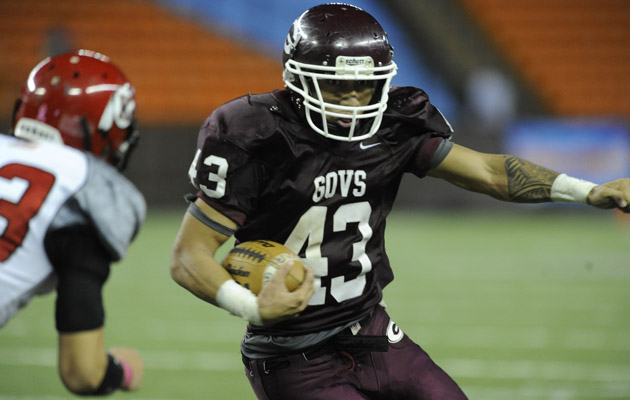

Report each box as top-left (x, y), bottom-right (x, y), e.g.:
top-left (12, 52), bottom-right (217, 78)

top-left (0, 134), bottom-right (145, 328)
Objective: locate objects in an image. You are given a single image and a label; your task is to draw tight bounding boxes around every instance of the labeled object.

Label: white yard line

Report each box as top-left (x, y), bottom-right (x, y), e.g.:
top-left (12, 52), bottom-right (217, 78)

top-left (403, 325), bottom-right (630, 351)
top-left (0, 348), bottom-right (241, 371)
top-left (2, 347), bottom-right (629, 382)
top-left (443, 358), bottom-right (630, 382)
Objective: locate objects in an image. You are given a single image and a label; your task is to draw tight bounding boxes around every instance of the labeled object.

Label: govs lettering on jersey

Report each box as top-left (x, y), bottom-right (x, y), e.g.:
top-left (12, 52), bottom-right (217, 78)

top-left (312, 170), bottom-right (367, 202)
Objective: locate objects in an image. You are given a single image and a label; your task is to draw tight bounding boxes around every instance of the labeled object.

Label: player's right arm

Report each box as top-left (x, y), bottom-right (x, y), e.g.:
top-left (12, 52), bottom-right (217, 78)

top-left (170, 198), bottom-right (314, 325)
top-left (173, 104), bottom-right (314, 325)
top-left (170, 198), bottom-right (236, 306)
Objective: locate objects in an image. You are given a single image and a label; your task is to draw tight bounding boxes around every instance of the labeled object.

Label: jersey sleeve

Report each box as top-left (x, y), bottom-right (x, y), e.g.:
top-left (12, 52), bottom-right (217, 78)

top-left (188, 102), bottom-right (270, 226)
top-left (386, 85), bottom-right (454, 136)
top-left (48, 156), bottom-right (146, 261)
top-left (44, 226), bottom-right (110, 332)
top-left (384, 86), bottom-right (455, 177)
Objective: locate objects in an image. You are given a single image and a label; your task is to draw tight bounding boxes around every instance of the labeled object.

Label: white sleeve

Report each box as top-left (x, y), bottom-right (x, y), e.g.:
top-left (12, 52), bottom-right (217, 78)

top-left (49, 156), bottom-right (146, 261)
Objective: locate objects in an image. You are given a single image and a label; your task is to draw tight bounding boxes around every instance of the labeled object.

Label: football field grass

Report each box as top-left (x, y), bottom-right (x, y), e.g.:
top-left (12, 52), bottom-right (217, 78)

top-left (1, 208), bottom-right (629, 399)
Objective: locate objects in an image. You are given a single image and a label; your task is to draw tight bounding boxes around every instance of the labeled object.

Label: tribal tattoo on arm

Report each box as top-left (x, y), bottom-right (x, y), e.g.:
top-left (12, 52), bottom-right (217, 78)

top-left (504, 156), bottom-right (559, 202)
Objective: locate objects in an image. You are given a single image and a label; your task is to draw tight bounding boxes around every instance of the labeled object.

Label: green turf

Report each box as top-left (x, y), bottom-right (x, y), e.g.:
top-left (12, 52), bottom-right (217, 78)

top-left (1, 208), bottom-right (629, 399)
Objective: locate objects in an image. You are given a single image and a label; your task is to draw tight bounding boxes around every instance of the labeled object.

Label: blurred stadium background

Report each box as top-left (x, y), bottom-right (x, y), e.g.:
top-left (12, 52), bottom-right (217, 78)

top-left (0, 0), bottom-right (629, 399)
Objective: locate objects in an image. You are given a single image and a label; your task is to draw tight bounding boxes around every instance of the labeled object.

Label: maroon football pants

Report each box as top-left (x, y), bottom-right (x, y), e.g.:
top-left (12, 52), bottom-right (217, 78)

top-left (243, 306), bottom-right (468, 400)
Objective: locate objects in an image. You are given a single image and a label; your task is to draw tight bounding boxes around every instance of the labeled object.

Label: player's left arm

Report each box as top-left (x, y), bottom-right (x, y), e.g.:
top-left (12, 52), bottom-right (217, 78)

top-left (427, 143), bottom-right (630, 212)
top-left (587, 179), bottom-right (630, 211)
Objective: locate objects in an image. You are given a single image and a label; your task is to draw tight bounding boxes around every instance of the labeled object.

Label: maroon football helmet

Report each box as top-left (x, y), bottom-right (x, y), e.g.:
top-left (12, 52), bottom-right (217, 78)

top-left (282, 3), bottom-right (397, 141)
top-left (12, 49), bottom-right (138, 170)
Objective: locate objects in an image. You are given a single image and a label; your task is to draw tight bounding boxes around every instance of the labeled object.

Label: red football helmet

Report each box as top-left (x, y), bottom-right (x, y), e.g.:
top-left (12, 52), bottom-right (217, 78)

top-left (12, 49), bottom-right (138, 170)
top-left (282, 3), bottom-right (397, 141)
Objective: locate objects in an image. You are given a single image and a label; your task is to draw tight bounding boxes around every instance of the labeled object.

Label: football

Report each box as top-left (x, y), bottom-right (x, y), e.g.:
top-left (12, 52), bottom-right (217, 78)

top-left (221, 240), bottom-right (306, 295)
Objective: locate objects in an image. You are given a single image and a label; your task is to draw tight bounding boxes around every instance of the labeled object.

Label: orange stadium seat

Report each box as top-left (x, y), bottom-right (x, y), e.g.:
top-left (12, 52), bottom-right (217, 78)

top-left (459, 0), bottom-right (630, 116)
top-left (0, 0), bottom-right (283, 125)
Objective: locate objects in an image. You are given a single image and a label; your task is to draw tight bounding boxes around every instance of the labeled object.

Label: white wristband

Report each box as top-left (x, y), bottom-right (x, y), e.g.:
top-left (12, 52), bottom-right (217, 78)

top-left (550, 173), bottom-right (597, 204)
top-left (215, 280), bottom-right (263, 326)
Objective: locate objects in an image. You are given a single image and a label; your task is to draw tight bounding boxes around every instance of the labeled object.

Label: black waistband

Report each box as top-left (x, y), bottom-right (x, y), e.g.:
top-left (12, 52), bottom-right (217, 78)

top-left (242, 333), bottom-right (389, 373)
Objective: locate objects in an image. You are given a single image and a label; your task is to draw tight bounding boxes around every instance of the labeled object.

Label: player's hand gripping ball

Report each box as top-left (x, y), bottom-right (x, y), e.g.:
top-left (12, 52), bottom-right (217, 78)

top-left (221, 240), bottom-right (306, 295)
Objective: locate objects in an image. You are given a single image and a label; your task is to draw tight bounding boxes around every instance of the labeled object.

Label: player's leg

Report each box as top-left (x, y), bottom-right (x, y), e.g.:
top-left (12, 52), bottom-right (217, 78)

top-left (372, 335), bottom-right (468, 399)
top-left (354, 306), bottom-right (468, 399)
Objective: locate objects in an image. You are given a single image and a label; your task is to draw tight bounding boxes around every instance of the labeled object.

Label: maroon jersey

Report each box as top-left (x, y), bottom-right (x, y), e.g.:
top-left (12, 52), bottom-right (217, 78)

top-left (188, 86), bottom-right (452, 336)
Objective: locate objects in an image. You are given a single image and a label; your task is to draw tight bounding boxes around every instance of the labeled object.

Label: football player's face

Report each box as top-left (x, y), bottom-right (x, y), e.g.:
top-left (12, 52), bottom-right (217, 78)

top-left (318, 78), bottom-right (375, 127)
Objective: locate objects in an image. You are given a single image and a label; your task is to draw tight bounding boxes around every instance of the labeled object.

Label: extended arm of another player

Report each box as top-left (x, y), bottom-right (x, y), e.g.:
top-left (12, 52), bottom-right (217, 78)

top-left (47, 227), bottom-right (143, 395)
top-left (58, 329), bottom-right (143, 394)
top-left (428, 143), bottom-right (630, 211)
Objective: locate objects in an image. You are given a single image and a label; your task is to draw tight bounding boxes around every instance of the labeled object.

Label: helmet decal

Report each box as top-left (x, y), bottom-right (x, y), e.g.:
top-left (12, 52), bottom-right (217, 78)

top-left (98, 83), bottom-right (136, 132)
top-left (283, 23), bottom-right (302, 60)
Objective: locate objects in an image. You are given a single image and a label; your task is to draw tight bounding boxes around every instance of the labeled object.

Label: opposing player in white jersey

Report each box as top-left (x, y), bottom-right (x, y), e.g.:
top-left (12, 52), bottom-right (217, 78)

top-left (0, 50), bottom-right (145, 395)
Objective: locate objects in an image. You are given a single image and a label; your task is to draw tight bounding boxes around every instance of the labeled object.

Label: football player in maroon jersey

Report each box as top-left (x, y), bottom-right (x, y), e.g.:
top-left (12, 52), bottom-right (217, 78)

top-left (1, 50), bottom-right (144, 395)
top-left (171, 4), bottom-right (630, 399)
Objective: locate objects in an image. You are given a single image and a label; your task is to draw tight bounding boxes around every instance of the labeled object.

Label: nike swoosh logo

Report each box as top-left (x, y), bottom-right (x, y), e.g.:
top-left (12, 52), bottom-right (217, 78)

top-left (359, 142), bottom-right (381, 150)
